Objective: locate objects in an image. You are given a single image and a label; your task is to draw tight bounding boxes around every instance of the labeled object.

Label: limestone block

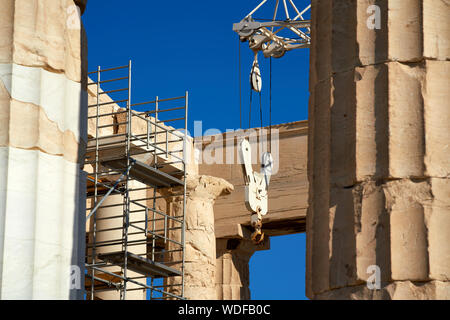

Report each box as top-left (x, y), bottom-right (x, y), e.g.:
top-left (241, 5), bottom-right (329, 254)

top-left (388, 62), bottom-right (425, 178)
top-left (355, 182), bottom-right (391, 284)
top-left (0, 1), bottom-right (15, 63)
top-left (8, 100), bottom-right (80, 163)
top-left (0, 65), bottom-right (86, 163)
top-left (424, 60), bottom-right (450, 178)
top-left (314, 281), bottom-right (450, 300)
top-left (0, 0), bottom-right (87, 83)
top-left (331, 0), bottom-right (358, 74)
top-left (428, 178), bottom-right (450, 281)
top-left (312, 181), bottom-right (394, 294)
top-left (355, 64), bottom-right (389, 181)
top-left (434, 281), bottom-right (450, 300)
top-left (309, 79), bottom-right (331, 188)
top-left (307, 77), bottom-right (332, 296)
top-left (348, 60), bottom-right (449, 181)
top-left (389, 0), bottom-right (449, 62)
top-left (305, 207), bottom-right (314, 298)
top-left (428, 206), bottom-right (450, 281)
top-left (314, 284), bottom-right (390, 300)
top-left (330, 69), bottom-right (356, 187)
top-left (114, 106), bottom-right (194, 173)
top-left (309, 0), bottom-right (332, 84)
top-left (0, 147), bottom-right (85, 299)
top-left (87, 80), bottom-right (118, 138)
top-left (0, 63), bottom-right (88, 145)
top-left (329, 187), bottom-right (359, 289)
top-left (423, 0), bottom-right (450, 60)
top-left (357, 0), bottom-right (388, 66)
top-left (312, 0), bottom-right (449, 76)
top-left (307, 186), bottom-right (331, 295)
top-left (384, 179), bottom-right (431, 281)
top-left (388, 0), bottom-right (423, 62)
top-left (308, 0), bottom-right (449, 300)
top-left (86, 79), bottom-right (199, 175)
top-left (387, 281), bottom-right (450, 300)
top-left (390, 204), bottom-right (428, 281)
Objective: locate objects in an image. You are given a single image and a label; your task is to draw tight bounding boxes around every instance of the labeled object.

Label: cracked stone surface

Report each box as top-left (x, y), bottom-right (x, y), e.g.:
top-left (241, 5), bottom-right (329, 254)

top-left (306, 0), bottom-right (449, 299)
top-left (0, 0), bottom-right (87, 299)
top-left (161, 175), bottom-right (234, 300)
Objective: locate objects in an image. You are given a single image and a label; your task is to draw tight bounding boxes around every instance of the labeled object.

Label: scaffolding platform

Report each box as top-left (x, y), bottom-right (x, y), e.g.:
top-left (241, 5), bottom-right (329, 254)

top-left (98, 251), bottom-right (182, 278)
top-left (84, 271), bottom-right (122, 291)
top-left (102, 158), bottom-right (184, 188)
top-left (85, 61), bottom-right (187, 300)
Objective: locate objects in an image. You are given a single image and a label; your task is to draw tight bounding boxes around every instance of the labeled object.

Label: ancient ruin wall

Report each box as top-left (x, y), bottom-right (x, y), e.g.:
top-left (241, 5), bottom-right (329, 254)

top-left (163, 175), bottom-right (234, 300)
top-left (306, 0), bottom-right (449, 299)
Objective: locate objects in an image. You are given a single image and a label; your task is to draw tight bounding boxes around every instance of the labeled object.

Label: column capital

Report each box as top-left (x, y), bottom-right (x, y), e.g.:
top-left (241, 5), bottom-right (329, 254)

top-left (161, 174), bottom-right (234, 202)
top-left (187, 175), bottom-right (234, 201)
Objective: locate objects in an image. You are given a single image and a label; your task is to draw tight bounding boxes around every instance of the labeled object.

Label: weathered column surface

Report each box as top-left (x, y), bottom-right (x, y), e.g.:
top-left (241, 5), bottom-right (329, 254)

top-left (307, 0), bottom-right (449, 299)
top-left (0, 0), bottom-right (88, 299)
top-left (216, 237), bottom-right (270, 300)
top-left (163, 175), bottom-right (233, 300)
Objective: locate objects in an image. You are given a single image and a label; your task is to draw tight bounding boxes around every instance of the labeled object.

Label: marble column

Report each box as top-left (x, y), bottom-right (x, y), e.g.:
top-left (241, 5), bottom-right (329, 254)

top-left (162, 175), bottom-right (233, 300)
top-left (306, 0), bottom-right (449, 299)
top-left (89, 180), bottom-right (147, 300)
top-left (0, 0), bottom-right (88, 299)
top-left (216, 237), bottom-right (270, 300)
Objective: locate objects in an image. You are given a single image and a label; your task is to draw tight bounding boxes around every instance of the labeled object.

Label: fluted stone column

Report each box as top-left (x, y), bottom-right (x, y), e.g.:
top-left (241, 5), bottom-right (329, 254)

top-left (216, 238), bottom-right (270, 300)
top-left (306, 0), bottom-right (449, 299)
top-left (89, 180), bottom-right (147, 300)
top-left (0, 0), bottom-right (88, 299)
top-left (163, 175), bottom-right (233, 300)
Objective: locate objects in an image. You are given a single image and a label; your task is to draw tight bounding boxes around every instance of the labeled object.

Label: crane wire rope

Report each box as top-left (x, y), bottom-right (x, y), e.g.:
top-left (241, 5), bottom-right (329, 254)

top-left (259, 90), bottom-right (263, 130)
top-left (238, 36), bottom-right (242, 129)
top-left (269, 57), bottom-right (272, 154)
top-left (249, 87), bottom-right (252, 128)
top-left (237, 38), bottom-right (272, 142)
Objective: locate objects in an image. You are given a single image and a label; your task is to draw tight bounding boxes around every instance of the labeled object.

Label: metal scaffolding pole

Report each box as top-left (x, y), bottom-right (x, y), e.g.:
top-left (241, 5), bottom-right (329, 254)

top-left (85, 61), bottom-right (187, 300)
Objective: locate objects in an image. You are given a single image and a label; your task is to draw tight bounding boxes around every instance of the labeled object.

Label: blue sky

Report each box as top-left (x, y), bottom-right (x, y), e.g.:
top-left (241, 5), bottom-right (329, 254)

top-left (82, 0), bottom-right (309, 300)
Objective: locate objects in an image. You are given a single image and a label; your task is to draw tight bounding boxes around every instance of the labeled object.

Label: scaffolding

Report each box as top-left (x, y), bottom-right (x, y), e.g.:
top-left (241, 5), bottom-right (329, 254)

top-left (85, 61), bottom-right (187, 300)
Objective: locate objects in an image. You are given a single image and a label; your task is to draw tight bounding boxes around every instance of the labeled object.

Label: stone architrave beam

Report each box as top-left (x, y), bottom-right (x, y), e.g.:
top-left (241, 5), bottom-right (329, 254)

top-left (196, 121), bottom-right (308, 238)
